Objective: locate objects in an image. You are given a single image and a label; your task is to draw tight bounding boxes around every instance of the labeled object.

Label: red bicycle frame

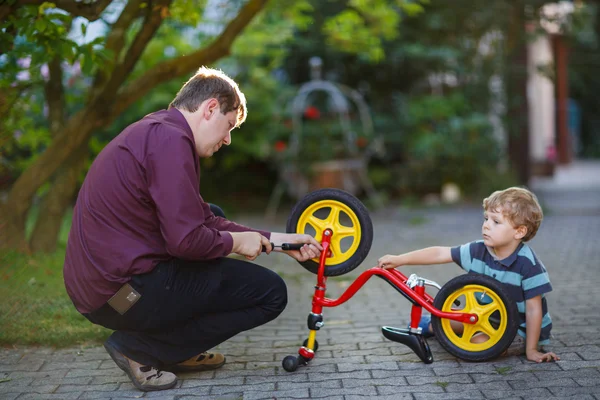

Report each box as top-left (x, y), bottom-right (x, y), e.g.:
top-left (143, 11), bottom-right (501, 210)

top-left (311, 229), bottom-right (478, 326)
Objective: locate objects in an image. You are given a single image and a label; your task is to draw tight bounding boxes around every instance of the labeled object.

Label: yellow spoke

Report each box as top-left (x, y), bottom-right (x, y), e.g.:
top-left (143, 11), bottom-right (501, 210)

top-left (334, 225), bottom-right (355, 239)
top-left (462, 323), bottom-right (478, 343)
top-left (479, 302), bottom-right (499, 319)
top-left (478, 320), bottom-right (498, 337)
top-left (325, 207), bottom-right (341, 228)
top-left (329, 239), bottom-right (343, 259)
top-left (463, 290), bottom-right (477, 312)
top-left (306, 215), bottom-right (327, 233)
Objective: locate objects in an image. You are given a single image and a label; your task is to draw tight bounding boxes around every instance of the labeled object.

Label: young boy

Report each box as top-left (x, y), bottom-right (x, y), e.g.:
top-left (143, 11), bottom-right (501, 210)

top-left (377, 187), bottom-right (560, 363)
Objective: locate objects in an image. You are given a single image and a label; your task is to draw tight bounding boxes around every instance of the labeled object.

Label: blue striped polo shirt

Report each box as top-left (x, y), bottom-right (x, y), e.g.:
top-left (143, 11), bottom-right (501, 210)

top-left (450, 241), bottom-right (553, 344)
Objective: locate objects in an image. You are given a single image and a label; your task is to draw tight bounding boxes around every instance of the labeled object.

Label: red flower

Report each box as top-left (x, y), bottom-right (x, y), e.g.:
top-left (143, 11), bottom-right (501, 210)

top-left (274, 140), bottom-right (287, 152)
top-left (356, 137), bottom-right (368, 148)
top-left (304, 106), bottom-right (320, 120)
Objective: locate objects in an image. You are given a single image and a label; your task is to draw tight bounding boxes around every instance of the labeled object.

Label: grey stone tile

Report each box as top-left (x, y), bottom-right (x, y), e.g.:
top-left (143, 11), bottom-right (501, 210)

top-left (0, 361), bottom-right (44, 372)
top-left (55, 383), bottom-right (119, 393)
top-left (336, 361), bottom-right (399, 372)
top-left (243, 389), bottom-right (310, 400)
top-left (0, 384), bottom-right (58, 394)
top-left (210, 383), bottom-right (275, 395)
top-left (309, 386), bottom-right (378, 397)
top-left (378, 384), bottom-right (444, 394)
top-left (343, 377), bottom-right (407, 387)
top-left (470, 371), bottom-right (536, 383)
top-left (144, 386), bottom-right (211, 397)
top-left (509, 377), bottom-right (578, 389)
top-left (309, 370), bottom-right (371, 382)
top-left (278, 379), bottom-right (341, 390)
top-left (181, 376), bottom-right (244, 388)
top-left (482, 388), bottom-right (552, 399)
top-left (549, 386), bottom-right (600, 397)
top-left (413, 391), bottom-right (485, 400)
top-left (15, 394), bottom-right (81, 400)
top-left (407, 374), bottom-right (472, 386)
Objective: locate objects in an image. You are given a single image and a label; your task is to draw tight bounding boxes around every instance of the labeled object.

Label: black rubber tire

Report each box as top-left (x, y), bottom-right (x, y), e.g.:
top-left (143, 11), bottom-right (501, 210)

top-left (302, 338), bottom-right (319, 353)
top-left (286, 188), bottom-right (373, 276)
top-left (431, 274), bottom-right (519, 362)
top-left (282, 355), bottom-right (299, 372)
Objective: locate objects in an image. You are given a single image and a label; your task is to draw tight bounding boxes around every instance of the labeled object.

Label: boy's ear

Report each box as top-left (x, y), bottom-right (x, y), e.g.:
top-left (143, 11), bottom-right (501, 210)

top-left (515, 225), bottom-right (527, 240)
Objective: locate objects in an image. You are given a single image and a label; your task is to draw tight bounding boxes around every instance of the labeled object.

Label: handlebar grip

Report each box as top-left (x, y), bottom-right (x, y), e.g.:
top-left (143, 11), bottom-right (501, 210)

top-left (262, 243), bottom-right (275, 253)
top-left (281, 243), bottom-right (305, 251)
top-left (261, 243), bottom-right (307, 252)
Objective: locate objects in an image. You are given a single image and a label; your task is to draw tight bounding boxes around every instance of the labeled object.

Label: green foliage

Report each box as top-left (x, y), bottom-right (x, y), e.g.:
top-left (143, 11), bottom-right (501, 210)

top-left (567, 3), bottom-right (600, 158)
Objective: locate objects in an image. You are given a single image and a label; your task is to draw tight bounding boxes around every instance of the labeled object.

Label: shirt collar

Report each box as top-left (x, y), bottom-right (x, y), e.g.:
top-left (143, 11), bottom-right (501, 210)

top-left (486, 242), bottom-right (524, 268)
top-left (167, 107), bottom-right (193, 138)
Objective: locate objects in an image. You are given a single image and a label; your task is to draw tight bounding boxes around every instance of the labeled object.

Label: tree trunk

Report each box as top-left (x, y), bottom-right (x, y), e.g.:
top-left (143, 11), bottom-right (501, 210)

top-left (2, 109), bottom-right (95, 249)
top-left (2, 0), bottom-right (268, 252)
top-left (506, 1), bottom-right (530, 185)
top-left (29, 144), bottom-right (88, 252)
top-left (0, 204), bottom-right (29, 252)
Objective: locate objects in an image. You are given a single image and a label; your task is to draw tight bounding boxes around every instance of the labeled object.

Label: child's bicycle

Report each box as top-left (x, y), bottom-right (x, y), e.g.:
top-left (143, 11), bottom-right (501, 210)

top-left (280, 188), bottom-right (519, 372)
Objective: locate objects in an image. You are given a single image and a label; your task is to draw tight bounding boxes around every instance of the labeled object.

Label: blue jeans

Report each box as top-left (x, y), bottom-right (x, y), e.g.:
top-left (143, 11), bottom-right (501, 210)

top-left (84, 257), bottom-right (287, 368)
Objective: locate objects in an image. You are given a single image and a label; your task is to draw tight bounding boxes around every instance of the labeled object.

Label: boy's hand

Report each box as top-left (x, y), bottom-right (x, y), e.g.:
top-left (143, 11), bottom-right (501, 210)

top-left (377, 255), bottom-right (401, 269)
top-left (526, 348), bottom-right (560, 363)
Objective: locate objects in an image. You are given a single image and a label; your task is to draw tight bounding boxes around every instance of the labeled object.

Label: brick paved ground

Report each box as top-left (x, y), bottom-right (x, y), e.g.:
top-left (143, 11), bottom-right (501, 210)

top-left (1, 161), bottom-right (600, 399)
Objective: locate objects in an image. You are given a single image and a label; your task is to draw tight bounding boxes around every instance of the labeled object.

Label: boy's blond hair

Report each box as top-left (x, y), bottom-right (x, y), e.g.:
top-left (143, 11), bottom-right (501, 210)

top-left (483, 187), bottom-right (543, 242)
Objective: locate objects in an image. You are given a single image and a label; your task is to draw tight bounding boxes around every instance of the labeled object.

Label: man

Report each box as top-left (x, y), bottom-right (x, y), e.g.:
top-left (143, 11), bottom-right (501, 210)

top-left (64, 67), bottom-right (322, 392)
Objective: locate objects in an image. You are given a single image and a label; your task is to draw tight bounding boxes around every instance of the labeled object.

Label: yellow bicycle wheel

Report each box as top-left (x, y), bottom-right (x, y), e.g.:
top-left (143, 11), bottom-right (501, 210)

top-left (431, 274), bottom-right (519, 362)
top-left (286, 189), bottom-right (373, 276)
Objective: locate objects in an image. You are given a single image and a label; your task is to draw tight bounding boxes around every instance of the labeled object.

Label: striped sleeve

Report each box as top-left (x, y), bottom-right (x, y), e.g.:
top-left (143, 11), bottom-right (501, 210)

top-left (521, 260), bottom-right (553, 300)
top-left (451, 241), bottom-right (487, 272)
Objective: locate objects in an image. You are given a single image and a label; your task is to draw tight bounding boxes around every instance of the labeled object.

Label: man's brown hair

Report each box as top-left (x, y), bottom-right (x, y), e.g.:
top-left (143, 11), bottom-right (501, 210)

top-left (483, 187), bottom-right (543, 242)
top-left (169, 66), bottom-right (247, 127)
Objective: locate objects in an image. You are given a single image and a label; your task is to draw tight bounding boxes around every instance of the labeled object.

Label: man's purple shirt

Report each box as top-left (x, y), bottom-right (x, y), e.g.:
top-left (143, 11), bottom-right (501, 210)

top-left (64, 108), bottom-right (270, 313)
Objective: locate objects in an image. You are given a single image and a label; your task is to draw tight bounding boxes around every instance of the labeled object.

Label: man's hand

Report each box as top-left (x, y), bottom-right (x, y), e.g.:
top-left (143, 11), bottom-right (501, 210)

top-left (230, 232), bottom-right (271, 261)
top-left (377, 254), bottom-right (401, 269)
top-left (270, 232), bottom-right (322, 262)
top-left (526, 348), bottom-right (560, 363)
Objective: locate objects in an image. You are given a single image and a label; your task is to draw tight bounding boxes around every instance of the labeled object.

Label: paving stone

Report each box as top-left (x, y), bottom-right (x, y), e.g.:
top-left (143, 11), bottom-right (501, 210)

top-left (549, 386), bottom-right (600, 396)
top-left (0, 384), bottom-right (58, 395)
top-left (55, 383), bottom-right (119, 392)
top-left (309, 386), bottom-right (378, 397)
top-left (308, 370), bottom-right (371, 382)
top-left (336, 361), bottom-right (399, 372)
top-left (15, 394), bottom-right (81, 400)
top-left (0, 361), bottom-right (44, 372)
top-left (144, 386), bottom-right (211, 397)
top-left (279, 379), bottom-right (341, 390)
top-left (2, 173), bottom-right (600, 399)
top-left (413, 391), bottom-right (485, 400)
top-left (347, 395), bottom-right (412, 400)
top-left (406, 374), bottom-right (472, 386)
top-left (78, 390), bottom-right (142, 399)
top-left (181, 376), bottom-right (244, 388)
top-left (377, 384), bottom-right (444, 395)
top-left (558, 360), bottom-right (600, 370)
top-left (210, 383), bottom-right (275, 395)
top-left (243, 389), bottom-right (311, 400)
top-left (482, 388), bottom-right (552, 399)
top-left (470, 371), bottom-right (536, 383)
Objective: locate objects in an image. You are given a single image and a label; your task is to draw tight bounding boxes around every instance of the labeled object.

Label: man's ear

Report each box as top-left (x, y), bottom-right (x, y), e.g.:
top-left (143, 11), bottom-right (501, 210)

top-left (203, 98), bottom-right (219, 119)
top-left (515, 225), bottom-right (527, 240)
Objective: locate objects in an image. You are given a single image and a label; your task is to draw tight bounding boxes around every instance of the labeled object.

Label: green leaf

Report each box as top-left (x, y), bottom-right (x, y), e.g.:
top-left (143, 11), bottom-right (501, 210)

top-left (35, 18), bottom-right (48, 33)
top-left (81, 22), bottom-right (87, 37)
